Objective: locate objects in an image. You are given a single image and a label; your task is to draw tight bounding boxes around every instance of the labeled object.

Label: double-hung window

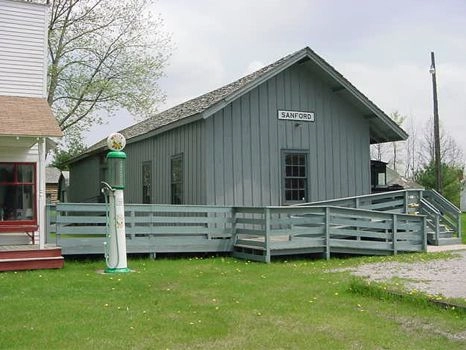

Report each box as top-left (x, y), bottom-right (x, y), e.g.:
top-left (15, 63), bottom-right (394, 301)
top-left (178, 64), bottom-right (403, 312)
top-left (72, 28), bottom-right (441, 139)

top-left (142, 161), bottom-right (152, 204)
top-left (282, 151), bottom-right (308, 204)
top-left (0, 163), bottom-right (36, 224)
top-left (171, 154), bottom-right (183, 204)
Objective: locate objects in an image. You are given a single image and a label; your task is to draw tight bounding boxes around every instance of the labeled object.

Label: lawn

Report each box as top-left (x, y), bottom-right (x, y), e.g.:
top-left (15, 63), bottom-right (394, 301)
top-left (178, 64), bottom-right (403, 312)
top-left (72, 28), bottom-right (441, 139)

top-left (1, 254), bottom-right (465, 350)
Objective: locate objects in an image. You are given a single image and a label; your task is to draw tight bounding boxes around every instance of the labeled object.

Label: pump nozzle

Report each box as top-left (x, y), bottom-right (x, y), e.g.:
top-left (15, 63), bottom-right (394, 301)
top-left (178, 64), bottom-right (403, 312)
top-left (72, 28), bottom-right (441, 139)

top-left (101, 181), bottom-right (114, 193)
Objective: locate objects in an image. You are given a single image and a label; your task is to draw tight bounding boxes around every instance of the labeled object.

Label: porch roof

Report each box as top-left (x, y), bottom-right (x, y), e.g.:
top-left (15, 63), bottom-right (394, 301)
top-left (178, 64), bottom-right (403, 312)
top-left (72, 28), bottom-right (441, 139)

top-left (0, 96), bottom-right (63, 138)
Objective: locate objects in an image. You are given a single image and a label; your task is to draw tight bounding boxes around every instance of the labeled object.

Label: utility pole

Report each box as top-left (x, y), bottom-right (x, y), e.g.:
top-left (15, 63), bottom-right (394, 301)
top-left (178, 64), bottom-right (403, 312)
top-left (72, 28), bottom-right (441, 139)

top-left (429, 51), bottom-right (442, 194)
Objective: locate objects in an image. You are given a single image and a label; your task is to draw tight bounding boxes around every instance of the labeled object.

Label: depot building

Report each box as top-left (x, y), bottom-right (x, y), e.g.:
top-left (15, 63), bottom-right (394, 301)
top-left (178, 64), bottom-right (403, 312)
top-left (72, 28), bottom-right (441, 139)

top-left (67, 47), bottom-right (407, 206)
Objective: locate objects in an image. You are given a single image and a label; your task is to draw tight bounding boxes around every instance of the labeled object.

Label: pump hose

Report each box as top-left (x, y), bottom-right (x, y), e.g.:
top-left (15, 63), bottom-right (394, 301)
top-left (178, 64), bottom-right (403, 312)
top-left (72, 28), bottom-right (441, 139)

top-left (103, 184), bottom-right (120, 269)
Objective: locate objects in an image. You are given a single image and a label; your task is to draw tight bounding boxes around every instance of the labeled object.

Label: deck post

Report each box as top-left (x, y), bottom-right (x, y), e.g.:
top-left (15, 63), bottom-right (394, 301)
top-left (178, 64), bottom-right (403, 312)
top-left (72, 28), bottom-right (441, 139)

top-left (264, 208), bottom-right (271, 263)
top-left (45, 204), bottom-right (54, 245)
top-left (56, 204), bottom-right (62, 247)
top-left (129, 208), bottom-right (135, 240)
top-left (38, 137), bottom-right (46, 249)
top-left (404, 190), bottom-right (409, 214)
top-left (457, 214), bottom-right (462, 243)
top-left (422, 216), bottom-right (428, 252)
top-left (231, 207), bottom-right (237, 246)
top-left (325, 207), bottom-right (330, 260)
top-left (392, 214), bottom-right (398, 255)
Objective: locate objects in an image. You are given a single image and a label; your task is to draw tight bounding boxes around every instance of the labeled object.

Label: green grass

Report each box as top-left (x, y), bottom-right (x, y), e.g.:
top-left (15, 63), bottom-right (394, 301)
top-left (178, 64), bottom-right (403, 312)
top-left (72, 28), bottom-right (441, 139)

top-left (1, 254), bottom-right (465, 349)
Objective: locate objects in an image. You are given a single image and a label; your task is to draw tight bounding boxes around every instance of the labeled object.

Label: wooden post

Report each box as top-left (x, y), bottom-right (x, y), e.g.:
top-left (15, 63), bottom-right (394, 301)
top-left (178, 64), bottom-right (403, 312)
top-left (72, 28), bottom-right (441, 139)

top-left (325, 207), bottom-right (330, 260)
top-left (129, 208), bottom-right (135, 240)
top-left (392, 214), bottom-right (398, 255)
top-left (422, 216), bottom-right (428, 252)
top-left (38, 137), bottom-right (46, 249)
top-left (404, 190), bottom-right (409, 214)
top-left (56, 204), bottom-right (62, 247)
top-left (457, 213), bottom-right (462, 242)
top-left (265, 208), bottom-right (271, 263)
top-left (231, 207), bottom-right (237, 247)
top-left (430, 51), bottom-right (443, 194)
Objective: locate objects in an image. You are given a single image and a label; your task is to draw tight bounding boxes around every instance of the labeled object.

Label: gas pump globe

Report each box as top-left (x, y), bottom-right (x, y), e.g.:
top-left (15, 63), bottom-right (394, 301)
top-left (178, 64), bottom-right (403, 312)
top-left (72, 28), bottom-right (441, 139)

top-left (103, 132), bottom-right (130, 273)
top-left (106, 151), bottom-right (126, 189)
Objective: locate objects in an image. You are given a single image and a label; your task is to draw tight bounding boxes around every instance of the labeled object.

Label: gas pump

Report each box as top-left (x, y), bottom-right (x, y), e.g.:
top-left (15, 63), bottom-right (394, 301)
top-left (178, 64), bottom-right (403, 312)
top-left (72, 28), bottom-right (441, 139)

top-left (102, 133), bottom-right (130, 273)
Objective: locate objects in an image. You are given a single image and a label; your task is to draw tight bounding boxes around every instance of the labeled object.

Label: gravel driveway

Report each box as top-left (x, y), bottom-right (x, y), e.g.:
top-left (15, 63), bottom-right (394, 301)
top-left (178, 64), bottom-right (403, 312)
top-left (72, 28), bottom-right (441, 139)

top-left (341, 246), bottom-right (466, 300)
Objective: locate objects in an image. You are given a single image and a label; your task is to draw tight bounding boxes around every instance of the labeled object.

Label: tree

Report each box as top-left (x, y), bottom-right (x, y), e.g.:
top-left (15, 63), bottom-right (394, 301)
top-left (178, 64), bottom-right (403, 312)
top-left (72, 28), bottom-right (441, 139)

top-left (415, 162), bottom-right (463, 207)
top-left (388, 111), bottom-right (406, 173)
top-left (369, 111), bottom-right (406, 172)
top-left (404, 117), bottom-right (420, 179)
top-left (418, 118), bottom-right (464, 168)
top-left (46, 0), bottom-right (170, 147)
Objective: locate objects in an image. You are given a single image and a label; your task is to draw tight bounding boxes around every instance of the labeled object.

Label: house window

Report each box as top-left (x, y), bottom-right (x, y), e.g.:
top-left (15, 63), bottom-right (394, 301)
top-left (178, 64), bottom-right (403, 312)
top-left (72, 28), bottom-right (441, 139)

top-left (171, 154), bottom-right (183, 204)
top-left (282, 151), bottom-right (308, 203)
top-left (142, 161), bottom-right (152, 204)
top-left (0, 163), bottom-right (36, 223)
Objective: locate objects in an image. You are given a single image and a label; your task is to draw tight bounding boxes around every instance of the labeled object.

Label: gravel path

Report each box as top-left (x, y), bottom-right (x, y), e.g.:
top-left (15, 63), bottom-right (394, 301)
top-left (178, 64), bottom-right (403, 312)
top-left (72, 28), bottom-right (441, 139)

top-left (341, 248), bottom-right (466, 300)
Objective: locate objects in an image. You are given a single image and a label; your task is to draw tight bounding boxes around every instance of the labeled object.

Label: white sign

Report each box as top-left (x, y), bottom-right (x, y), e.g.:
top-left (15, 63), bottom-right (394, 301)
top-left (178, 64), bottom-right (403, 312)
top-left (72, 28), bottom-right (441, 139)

top-left (107, 133), bottom-right (126, 151)
top-left (278, 110), bottom-right (315, 122)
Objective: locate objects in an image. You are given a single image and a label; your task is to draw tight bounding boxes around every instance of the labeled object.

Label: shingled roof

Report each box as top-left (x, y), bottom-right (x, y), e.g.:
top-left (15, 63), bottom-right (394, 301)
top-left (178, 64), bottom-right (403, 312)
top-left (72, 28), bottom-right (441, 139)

top-left (81, 47), bottom-right (407, 158)
top-left (0, 96), bottom-right (63, 137)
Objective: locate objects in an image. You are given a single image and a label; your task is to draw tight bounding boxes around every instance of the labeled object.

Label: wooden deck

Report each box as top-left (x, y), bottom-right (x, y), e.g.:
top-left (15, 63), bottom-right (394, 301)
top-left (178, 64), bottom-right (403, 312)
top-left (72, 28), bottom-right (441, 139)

top-left (45, 197), bottom-right (429, 263)
top-left (40, 190), bottom-right (460, 263)
top-left (0, 245), bottom-right (64, 272)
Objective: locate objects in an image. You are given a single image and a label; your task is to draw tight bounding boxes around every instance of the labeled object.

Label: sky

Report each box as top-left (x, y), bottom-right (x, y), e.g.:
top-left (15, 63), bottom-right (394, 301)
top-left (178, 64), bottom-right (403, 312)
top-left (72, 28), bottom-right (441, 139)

top-left (85, 0), bottom-right (466, 158)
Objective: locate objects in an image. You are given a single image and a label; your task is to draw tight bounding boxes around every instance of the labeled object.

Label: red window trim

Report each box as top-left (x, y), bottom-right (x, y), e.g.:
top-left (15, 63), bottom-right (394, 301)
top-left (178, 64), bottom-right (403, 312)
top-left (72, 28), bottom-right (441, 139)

top-left (0, 162), bottom-right (37, 226)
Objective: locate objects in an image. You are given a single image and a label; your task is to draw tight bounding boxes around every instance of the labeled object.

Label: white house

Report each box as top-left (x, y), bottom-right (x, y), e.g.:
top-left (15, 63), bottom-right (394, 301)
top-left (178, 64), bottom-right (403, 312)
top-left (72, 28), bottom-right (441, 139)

top-left (0, 0), bottom-right (62, 253)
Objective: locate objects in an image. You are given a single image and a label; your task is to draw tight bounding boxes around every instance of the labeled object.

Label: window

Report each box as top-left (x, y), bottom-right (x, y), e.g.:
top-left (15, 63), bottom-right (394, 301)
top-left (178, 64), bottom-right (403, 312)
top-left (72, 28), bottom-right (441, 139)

top-left (142, 161), bottom-right (152, 204)
top-left (0, 163), bottom-right (36, 223)
top-left (171, 154), bottom-right (183, 204)
top-left (282, 152), bottom-right (308, 203)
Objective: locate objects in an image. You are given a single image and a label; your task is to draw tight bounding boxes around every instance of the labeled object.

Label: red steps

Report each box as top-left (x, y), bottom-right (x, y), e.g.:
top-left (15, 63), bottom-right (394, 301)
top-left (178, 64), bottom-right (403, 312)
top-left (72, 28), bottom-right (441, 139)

top-left (0, 246), bottom-right (64, 272)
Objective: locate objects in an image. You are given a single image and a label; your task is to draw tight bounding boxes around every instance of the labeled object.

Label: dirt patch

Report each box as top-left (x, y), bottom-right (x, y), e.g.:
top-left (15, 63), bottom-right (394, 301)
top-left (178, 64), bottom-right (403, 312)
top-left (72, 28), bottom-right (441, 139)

top-left (338, 250), bottom-right (466, 300)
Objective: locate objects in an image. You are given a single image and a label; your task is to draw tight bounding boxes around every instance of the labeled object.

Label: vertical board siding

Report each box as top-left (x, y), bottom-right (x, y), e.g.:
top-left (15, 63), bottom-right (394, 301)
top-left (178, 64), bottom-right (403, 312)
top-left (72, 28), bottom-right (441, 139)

top-left (0, 1), bottom-right (47, 97)
top-left (70, 62), bottom-right (372, 207)
top-left (206, 62), bottom-right (370, 206)
top-left (124, 121), bottom-right (206, 205)
top-left (69, 157), bottom-right (101, 202)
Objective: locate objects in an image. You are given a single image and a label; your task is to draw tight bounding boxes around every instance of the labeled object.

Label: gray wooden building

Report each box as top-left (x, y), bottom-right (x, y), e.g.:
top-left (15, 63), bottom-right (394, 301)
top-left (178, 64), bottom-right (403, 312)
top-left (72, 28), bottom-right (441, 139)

top-left (68, 47), bottom-right (407, 206)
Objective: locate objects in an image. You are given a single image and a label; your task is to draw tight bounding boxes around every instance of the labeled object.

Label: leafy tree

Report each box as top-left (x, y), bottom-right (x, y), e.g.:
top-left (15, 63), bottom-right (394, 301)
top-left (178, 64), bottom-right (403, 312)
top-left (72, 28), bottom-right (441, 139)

top-left (50, 132), bottom-right (86, 170)
top-left (415, 162), bottom-right (464, 207)
top-left (46, 0), bottom-right (171, 145)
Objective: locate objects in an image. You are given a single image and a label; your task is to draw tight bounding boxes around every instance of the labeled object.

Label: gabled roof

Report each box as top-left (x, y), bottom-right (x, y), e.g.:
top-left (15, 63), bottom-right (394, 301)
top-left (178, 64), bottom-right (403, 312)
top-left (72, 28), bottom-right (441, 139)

top-left (46, 167), bottom-right (61, 184)
top-left (0, 96), bottom-right (63, 138)
top-left (81, 47), bottom-right (408, 158)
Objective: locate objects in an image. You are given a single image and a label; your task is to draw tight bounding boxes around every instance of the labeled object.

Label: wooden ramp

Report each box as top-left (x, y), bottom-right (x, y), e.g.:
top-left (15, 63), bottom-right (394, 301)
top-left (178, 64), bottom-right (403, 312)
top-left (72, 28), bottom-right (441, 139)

top-left (0, 245), bottom-right (64, 272)
top-left (232, 206), bottom-right (426, 263)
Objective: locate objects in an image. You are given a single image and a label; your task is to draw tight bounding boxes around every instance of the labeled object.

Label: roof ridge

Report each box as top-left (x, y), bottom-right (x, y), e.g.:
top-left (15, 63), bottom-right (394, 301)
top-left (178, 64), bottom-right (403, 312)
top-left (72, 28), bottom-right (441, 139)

top-left (85, 47), bottom-right (306, 153)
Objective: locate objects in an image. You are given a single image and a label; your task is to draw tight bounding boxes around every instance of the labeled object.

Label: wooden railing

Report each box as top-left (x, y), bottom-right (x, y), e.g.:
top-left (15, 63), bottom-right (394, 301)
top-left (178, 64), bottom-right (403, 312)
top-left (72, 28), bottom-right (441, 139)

top-left (297, 189), bottom-right (462, 244)
top-left (296, 189), bottom-right (424, 213)
top-left (47, 202), bottom-right (426, 260)
top-left (233, 205), bottom-right (426, 262)
top-left (47, 203), bottom-right (234, 255)
top-left (422, 189), bottom-right (462, 241)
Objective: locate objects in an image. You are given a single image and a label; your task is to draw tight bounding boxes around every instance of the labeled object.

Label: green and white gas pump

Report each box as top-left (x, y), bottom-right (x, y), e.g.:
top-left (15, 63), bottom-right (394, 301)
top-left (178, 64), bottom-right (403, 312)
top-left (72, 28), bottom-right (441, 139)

top-left (102, 133), bottom-right (130, 273)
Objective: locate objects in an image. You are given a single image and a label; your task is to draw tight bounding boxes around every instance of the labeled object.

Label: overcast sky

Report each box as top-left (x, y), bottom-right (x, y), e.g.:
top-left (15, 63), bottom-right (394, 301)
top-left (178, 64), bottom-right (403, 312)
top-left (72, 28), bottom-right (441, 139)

top-left (86, 0), bottom-right (466, 157)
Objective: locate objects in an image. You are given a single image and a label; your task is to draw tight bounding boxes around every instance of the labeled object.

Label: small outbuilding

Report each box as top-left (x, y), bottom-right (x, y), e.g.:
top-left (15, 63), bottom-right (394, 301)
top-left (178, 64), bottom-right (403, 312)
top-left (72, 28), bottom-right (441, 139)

top-left (68, 47), bottom-right (407, 206)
